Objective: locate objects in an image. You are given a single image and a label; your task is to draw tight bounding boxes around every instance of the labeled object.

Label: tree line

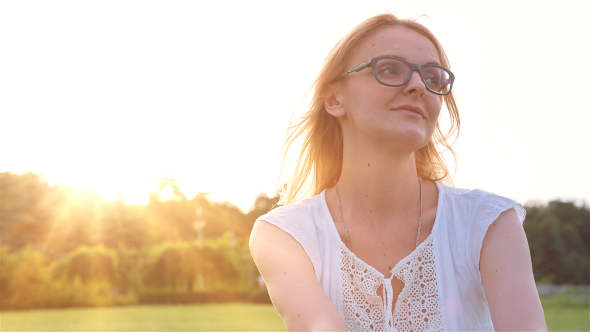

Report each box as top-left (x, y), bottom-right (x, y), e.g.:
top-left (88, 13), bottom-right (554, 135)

top-left (0, 172), bottom-right (587, 310)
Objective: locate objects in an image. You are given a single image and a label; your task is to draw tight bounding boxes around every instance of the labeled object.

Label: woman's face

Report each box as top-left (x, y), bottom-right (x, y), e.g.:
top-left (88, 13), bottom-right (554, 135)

top-left (328, 26), bottom-right (443, 153)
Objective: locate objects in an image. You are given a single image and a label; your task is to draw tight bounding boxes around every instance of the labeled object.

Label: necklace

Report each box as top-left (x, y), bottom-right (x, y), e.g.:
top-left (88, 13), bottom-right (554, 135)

top-left (335, 177), bottom-right (422, 251)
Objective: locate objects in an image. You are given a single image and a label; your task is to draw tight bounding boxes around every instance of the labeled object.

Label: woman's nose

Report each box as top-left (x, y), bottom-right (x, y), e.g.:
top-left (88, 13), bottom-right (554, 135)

top-left (403, 70), bottom-right (426, 96)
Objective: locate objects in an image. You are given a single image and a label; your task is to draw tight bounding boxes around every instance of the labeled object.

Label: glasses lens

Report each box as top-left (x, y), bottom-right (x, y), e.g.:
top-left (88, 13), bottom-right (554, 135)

top-left (422, 66), bottom-right (453, 94)
top-left (374, 58), bottom-right (409, 86)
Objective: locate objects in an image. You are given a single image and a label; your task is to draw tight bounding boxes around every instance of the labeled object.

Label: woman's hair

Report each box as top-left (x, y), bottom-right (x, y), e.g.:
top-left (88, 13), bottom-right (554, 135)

top-left (279, 13), bottom-right (460, 205)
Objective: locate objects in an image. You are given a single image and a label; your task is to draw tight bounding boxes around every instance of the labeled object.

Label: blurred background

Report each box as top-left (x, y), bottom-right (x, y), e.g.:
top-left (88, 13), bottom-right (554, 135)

top-left (1, 0), bottom-right (588, 331)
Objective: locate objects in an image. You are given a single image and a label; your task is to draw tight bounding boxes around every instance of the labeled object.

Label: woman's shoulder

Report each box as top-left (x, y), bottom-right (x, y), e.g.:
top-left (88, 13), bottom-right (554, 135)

top-left (438, 182), bottom-right (523, 213)
top-left (252, 191), bottom-right (332, 280)
top-left (258, 191), bottom-right (327, 222)
top-left (434, 182), bottom-right (527, 279)
top-left (437, 181), bottom-right (500, 199)
top-left (255, 190), bottom-right (332, 236)
top-left (436, 182), bottom-right (526, 227)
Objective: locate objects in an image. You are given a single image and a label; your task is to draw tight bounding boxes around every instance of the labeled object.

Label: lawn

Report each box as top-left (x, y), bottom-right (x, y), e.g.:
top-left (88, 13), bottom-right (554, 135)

top-left (0, 304), bottom-right (286, 331)
top-left (542, 300), bottom-right (589, 332)
top-left (1, 301), bottom-right (588, 331)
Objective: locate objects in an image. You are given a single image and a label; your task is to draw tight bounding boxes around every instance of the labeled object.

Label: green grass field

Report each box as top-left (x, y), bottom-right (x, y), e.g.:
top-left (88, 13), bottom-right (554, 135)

top-left (542, 300), bottom-right (589, 332)
top-left (1, 301), bottom-right (588, 331)
top-left (0, 304), bottom-right (286, 332)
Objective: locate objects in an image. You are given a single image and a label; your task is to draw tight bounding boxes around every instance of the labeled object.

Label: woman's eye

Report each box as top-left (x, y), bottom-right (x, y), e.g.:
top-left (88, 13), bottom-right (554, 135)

top-left (424, 75), bottom-right (441, 86)
top-left (378, 66), bottom-right (401, 76)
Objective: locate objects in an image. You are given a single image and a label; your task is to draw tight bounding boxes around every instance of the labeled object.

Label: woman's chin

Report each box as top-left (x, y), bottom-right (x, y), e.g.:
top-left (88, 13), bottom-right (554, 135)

top-left (383, 127), bottom-right (431, 145)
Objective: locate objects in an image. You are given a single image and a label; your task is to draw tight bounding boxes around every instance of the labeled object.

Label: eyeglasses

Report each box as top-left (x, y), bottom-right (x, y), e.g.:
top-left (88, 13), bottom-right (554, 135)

top-left (337, 56), bottom-right (455, 95)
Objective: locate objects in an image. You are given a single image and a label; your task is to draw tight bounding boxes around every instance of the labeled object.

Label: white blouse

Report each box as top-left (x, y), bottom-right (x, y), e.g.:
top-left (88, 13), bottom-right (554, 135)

top-left (255, 182), bottom-right (526, 331)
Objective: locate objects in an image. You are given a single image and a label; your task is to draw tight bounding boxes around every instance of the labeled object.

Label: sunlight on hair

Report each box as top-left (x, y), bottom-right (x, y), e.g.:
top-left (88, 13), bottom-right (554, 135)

top-left (279, 13), bottom-right (460, 205)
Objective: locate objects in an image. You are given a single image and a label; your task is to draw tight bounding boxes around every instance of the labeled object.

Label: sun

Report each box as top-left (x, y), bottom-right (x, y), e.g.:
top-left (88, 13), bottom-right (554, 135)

top-left (44, 168), bottom-right (152, 205)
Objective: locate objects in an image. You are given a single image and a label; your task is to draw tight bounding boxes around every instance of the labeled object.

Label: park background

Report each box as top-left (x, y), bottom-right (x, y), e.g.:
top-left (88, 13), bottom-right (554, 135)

top-left (1, 0), bottom-right (589, 331)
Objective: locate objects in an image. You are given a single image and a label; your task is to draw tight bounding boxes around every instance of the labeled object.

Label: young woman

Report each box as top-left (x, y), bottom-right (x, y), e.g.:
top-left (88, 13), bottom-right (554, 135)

top-left (250, 14), bottom-right (547, 331)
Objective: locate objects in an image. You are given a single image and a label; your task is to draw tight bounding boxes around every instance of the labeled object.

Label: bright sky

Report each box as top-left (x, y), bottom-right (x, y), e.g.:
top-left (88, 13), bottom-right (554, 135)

top-left (1, 0), bottom-right (589, 211)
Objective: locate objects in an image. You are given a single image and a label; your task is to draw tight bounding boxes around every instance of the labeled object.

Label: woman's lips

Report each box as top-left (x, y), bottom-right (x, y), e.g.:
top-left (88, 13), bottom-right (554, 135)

top-left (392, 104), bottom-right (425, 118)
top-left (394, 109), bottom-right (423, 119)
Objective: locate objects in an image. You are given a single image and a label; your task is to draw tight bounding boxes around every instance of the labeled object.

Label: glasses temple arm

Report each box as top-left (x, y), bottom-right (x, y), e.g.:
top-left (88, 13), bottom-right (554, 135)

top-left (338, 61), bottom-right (371, 78)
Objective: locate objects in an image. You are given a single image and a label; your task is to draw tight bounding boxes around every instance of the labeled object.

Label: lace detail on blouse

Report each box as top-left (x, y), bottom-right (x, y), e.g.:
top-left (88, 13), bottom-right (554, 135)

top-left (340, 234), bottom-right (443, 332)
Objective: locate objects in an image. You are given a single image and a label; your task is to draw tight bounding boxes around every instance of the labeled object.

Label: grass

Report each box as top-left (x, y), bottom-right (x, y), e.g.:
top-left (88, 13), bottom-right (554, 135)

top-left (0, 304), bottom-right (286, 331)
top-left (1, 301), bottom-right (588, 331)
top-left (542, 299), bottom-right (589, 332)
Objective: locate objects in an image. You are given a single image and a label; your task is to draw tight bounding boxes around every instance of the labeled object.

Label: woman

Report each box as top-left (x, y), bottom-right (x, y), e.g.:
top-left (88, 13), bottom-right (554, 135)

top-left (250, 13), bottom-right (547, 331)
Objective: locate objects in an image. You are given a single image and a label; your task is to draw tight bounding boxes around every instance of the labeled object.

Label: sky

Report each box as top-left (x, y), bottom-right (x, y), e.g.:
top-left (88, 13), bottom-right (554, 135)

top-left (1, 0), bottom-right (589, 212)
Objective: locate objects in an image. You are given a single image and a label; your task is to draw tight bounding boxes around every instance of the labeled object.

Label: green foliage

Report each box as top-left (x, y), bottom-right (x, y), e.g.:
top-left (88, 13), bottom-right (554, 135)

top-left (0, 244), bottom-right (51, 309)
top-left (2, 171), bottom-right (588, 311)
top-left (0, 171), bottom-right (276, 253)
top-left (0, 171), bottom-right (270, 309)
top-left (524, 201), bottom-right (590, 284)
top-left (50, 246), bottom-right (120, 284)
top-left (140, 240), bottom-right (240, 292)
top-left (0, 231), bottom-right (258, 309)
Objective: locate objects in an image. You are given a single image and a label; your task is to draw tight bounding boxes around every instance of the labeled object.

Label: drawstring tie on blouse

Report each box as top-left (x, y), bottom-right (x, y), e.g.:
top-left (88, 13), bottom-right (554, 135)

top-left (382, 276), bottom-right (399, 332)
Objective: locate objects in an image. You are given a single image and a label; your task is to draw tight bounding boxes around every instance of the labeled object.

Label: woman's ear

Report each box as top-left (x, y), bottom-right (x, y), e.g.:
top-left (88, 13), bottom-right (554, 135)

top-left (324, 84), bottom-right (346, 118)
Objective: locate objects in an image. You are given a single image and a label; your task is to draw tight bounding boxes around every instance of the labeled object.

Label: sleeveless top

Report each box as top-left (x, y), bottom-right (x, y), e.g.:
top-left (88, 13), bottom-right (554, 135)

top-left (255, 182), bottom-right (526, 331)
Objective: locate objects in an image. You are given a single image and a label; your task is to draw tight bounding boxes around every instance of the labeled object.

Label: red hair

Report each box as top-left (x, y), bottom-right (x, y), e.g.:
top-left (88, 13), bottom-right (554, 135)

top-left (280, 13), bottom-right (460, 204)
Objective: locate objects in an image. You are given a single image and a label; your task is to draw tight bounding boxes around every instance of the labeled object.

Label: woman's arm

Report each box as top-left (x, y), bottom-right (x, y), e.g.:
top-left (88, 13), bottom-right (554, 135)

top-left (249, 220), bottom-right (347, 331)
top-left (480, 208), bottom-right (548, 331)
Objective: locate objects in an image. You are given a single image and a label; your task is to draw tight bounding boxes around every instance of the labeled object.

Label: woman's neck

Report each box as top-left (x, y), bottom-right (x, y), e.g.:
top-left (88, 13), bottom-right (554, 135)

top-left (335, 145), bottom-right (421, 228)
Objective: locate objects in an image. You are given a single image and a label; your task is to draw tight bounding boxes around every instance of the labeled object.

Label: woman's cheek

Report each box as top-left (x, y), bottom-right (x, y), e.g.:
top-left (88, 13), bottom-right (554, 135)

top-left (427, 99), bottom-right (442, 121)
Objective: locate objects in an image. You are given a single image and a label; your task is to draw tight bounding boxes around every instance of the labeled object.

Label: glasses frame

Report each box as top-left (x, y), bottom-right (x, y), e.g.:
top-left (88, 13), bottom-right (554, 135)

top-left (337, 56), bottom-right (455, 96)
